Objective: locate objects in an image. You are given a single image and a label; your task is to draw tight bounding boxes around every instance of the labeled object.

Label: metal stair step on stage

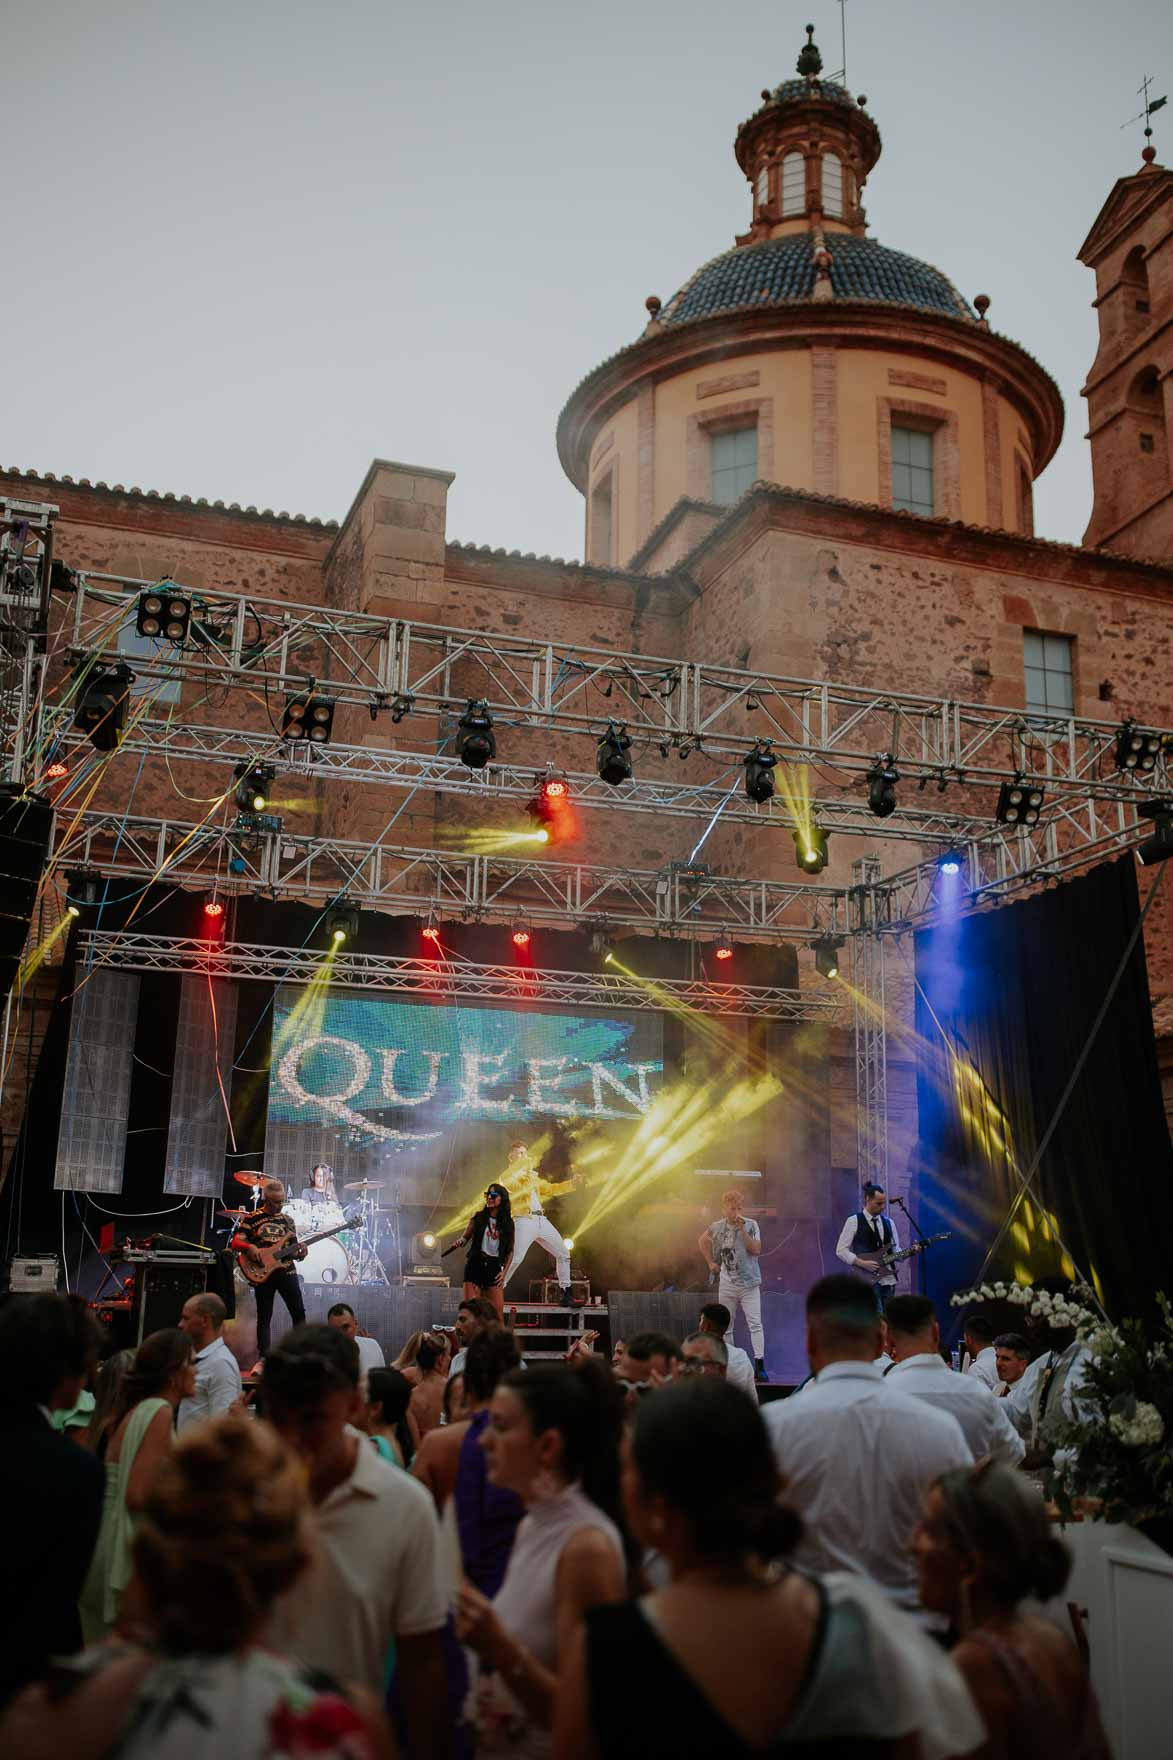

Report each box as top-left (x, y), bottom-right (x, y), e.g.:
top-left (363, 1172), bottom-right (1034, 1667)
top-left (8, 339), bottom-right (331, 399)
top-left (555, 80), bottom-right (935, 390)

top-left (507, 1301), bottom-right (609, 1360)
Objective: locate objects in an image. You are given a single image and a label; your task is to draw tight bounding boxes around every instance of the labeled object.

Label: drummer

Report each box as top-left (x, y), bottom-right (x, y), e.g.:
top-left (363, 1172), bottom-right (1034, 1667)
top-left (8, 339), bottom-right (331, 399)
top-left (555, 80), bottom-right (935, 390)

top-left (299, 1163), bottom-right (338, 1207)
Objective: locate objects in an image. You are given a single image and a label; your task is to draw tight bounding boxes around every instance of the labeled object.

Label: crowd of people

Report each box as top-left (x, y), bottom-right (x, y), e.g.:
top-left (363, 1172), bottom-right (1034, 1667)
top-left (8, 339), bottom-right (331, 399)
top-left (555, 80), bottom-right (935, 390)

top-left (0, 1273), bottom-right (1112, 1758)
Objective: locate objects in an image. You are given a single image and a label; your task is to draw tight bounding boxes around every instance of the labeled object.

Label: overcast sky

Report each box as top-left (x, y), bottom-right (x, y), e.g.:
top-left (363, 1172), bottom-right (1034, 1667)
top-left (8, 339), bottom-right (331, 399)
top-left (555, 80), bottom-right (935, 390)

top-left (4, 0), bottom-right (1169, 563)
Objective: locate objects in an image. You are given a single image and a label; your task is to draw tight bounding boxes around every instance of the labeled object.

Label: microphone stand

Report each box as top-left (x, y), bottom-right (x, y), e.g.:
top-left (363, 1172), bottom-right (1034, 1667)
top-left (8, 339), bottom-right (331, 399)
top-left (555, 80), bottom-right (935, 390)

top-left (891, 1195), bottom-right (928, 1296)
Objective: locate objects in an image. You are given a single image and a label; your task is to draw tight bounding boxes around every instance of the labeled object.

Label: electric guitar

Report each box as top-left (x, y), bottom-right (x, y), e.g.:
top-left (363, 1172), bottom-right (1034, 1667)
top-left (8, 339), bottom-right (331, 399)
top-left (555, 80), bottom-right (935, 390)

top-left (235, 1212), bottom-right (362, 1286)
top-left (855, 1232), bottom-right (951, 1280)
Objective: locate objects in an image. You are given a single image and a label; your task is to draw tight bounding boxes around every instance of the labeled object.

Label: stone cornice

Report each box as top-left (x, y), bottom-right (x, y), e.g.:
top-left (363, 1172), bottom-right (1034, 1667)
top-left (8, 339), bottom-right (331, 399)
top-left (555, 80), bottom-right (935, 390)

top-left (443, 541), bottom-right (696, 616)
top-left (556, 302), bottom-right (1064, 491)
top-left (662, 481), bottom-right (1173, 600)
top-left (1078, 163), bottom-right (1172, 265)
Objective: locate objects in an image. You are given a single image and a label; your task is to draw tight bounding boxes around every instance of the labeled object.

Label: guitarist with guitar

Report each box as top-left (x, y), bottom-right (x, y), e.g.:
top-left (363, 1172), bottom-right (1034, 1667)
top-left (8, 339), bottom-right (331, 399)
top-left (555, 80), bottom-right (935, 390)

top-left (836, 1182), bottom-right (902, 1313)
top-left (230, 1178), bottom-right (308, 1355)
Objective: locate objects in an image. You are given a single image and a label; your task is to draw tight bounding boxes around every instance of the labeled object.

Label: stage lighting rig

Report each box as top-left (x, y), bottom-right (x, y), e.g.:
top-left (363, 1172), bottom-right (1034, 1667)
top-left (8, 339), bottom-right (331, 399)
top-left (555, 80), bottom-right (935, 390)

top-left (743, 740), bottom-right (777, 804)
top-left (408, 1232), bottom-right (444, 1278)
top-left (233, 761), bottom-right (276, 813)
top-left (995, 776), bottom-right (1044, 828)
top-left (713, 932), bottom-right (734, 961)
top-left (326, 901), bottom-right (359, 944)
top-left (596, 722), bottom-right (632, 786)
top-left (203, 894), bottom-right (224, 920)
top-left (72, 660), bottom-right (132, 752)
top-left (866, 754), bottom-right (899, 818)
top-left (283, 693), bottom-right (335, 744)
top-left (1137, 800), bottom-right (1173, 866)
top-left (1114, 721), bottom-right (1161, 774)
top-left (792, 823), bottom-right (829, 873)
top-left (511, 921), bottom-right (532, 949)
top-left (937, 849), bottom-right (963, 877)
top-left (812, 935), bottom-right (843, 979)
top-left (136, 586), bottom-right (190, 641)
top-left (527, 774), bottom-right (570, 842)
top-left (457, 700), bottom-right (495, 768)
top-left (64, 868), bottom-right (103, 916)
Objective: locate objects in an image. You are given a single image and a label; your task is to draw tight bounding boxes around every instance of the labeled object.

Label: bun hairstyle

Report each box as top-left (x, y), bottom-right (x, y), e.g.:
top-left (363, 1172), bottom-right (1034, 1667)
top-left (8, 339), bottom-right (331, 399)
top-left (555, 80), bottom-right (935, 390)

top-left (134, 1417), bottom-right (310, 1653)
top-left (933, 1462), bottom-right (1071, 1606)
top-left (115, 1328), bottom-right (193, 1423)
top-left (630, 1377), bottom-right (801, 1563)
top-left (862, 1181), bottom-right (884, 1199)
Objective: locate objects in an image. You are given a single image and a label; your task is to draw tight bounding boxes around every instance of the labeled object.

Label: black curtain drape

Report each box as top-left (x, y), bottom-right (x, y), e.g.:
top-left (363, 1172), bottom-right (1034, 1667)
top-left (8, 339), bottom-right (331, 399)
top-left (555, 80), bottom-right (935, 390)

top-left (913, 855), bottom-right (1173, 1324)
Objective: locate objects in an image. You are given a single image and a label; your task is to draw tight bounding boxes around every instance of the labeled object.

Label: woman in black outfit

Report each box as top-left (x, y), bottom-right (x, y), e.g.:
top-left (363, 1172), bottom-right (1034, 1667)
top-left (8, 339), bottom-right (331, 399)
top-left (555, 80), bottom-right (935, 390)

top-left (553, 1377), bottom-right (985, 1760)
top-left (457, 1182), bottom-right (514, 1322)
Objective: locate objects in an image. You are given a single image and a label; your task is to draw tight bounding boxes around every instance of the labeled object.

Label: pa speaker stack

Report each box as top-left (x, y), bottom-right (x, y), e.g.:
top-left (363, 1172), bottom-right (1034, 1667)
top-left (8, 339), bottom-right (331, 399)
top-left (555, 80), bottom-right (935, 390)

top-left (0, 784), bottom-right (52, 1003)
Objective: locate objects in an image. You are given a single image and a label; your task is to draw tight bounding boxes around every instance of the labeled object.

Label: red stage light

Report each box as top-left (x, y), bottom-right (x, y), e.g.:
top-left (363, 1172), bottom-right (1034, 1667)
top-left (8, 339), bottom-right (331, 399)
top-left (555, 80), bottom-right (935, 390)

top-left (423, 925), bottom-right (441, 943)
top-left (204, 898), bottom-right (224, 919)
top-left (715, 943), bottom-right (733, 961)
top-left (512, 928), bottom-right (531, 948)
top-left (544, 779), bottom-right (567, 799)
top-left (46, 760), bottom-right (69, 780)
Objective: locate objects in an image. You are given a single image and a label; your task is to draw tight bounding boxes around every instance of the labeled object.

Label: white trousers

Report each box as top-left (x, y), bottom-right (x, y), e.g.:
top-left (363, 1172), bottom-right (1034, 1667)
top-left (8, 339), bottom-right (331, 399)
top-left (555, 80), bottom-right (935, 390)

top-left (507, 1213), bottom-right (570, 1288)
top-left (719, 1278), bottom-right (765, 1360)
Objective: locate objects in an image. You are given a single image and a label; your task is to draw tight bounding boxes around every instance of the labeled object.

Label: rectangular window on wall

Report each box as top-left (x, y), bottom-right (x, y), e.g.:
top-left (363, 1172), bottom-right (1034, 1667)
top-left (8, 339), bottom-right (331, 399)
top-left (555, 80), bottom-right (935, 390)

top-left (891, 425), bottom-right (935, 515)
top-left (1024, 631), bottom-right (1074, 716)
top-left (755, 166), bottom-right (769, 208)
top-left (710, 425), bottom-right (758, 505)
top-left (590, 476), bottom-right (613, 566)
top-left (781, 152), bottom-right (805, 215)
top-left (821, 153), bottom-right (844, 219)
top-left (1016, 461), bottom-right (1034, 536)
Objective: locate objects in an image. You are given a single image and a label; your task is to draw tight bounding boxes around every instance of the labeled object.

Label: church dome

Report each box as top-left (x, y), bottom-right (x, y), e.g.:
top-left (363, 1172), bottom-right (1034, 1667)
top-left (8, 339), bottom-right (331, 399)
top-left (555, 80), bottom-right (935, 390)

top-left (660, 234), bottom-right (974, 328)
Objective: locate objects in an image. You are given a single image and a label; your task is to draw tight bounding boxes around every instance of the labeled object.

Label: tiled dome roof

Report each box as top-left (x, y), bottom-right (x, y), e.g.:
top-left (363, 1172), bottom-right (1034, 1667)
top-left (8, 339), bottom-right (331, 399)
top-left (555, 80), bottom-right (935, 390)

top-left (659, 234), bottom-right (974, 327)
top-left (767, 76), bottom-right (857, 108)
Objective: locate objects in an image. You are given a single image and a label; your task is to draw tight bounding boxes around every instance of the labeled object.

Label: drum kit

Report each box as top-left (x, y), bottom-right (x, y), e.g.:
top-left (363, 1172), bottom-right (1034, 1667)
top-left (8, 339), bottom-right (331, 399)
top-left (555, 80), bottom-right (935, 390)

top-left (222, 1170), bottom-right (394, 1287)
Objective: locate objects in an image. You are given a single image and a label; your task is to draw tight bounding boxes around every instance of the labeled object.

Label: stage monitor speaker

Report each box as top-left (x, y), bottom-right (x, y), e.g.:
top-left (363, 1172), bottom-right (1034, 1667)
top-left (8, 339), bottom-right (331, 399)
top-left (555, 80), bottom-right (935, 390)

top-left (0, 784), bottom-right (53, 1003)
top-left (136, 1262), bottom-right (208, 1342)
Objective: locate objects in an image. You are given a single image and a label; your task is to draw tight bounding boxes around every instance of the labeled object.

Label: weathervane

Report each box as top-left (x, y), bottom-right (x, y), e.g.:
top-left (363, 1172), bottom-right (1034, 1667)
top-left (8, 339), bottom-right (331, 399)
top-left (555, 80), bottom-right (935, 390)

top-left (1121, 73), bottom-right (1167, 152)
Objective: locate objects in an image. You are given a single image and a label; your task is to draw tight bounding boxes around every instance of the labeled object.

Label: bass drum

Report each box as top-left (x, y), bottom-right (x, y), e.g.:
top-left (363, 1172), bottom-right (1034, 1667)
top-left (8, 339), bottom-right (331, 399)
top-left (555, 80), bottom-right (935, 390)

top-left (299, 1237), bottom-right (352, 1285)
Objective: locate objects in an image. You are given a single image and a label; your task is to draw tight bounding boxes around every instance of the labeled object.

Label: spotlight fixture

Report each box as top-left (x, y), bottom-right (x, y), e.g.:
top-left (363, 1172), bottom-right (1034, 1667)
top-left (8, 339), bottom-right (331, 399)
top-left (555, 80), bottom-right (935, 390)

top-left (72, 660), bottom-right (132, 752)
top-left (64, 868), bottom-right (102, 913)
top-left (743, 739), bottom-right (777, 804)
top-left (136, 585), bottom-right (190, 641)
top-left (408, 1231), bottom-right (442, 1270)
top-left (596, 722), bottom-right (633, 786)
top-left (457, 700), bottom-right (495, 769)
top-left (714, 932), bottom-right (734, 961)
top-left (283, 693), bottom-right (335, 744)
top-left (1114, 720), bottom-right (1161, 774)
top-left (526, 774), bottom-right (571, 841)
top-left (233, 761), bottom-right (276, 813)
top-left (866, 754), bottom-right (899, 818)
top-left (1137, 800), bottom-right (1173, 866)
top-left (792, 824), bottom-right (829, 873)
top-left (813, 935), bottom-right (843, 979)
top-left (422, 923), bottom-right (442, 945)
top-left (325, 901), bottom-right (359, 944)
top-left (995, 775), bottom-right (1044, 827)
top-left (562, 1236), bottom-right (575, 1253)
top-left (511, 922), bottom-right (532, 949)
top-left (45, 760), bottom-right (69, 781)
top-left (203, 895), bottom-right (224, 919)
top-left (937, 849), bottom-right (963, 877)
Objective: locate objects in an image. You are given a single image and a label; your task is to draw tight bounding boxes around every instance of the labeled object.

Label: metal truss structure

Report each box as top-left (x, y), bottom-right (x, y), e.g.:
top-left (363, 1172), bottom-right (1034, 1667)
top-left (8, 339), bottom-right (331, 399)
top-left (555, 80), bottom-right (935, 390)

top-left (51, 569), bottom-right (1173, 808)
top-left (850, 856), bottom-right (889, 1183)
top-left (77, 931), bottom-right (838, 1021)
top-left (59, 810), bottom-right (850, 941)
top-left (0, 497), bottom-right (55, 786)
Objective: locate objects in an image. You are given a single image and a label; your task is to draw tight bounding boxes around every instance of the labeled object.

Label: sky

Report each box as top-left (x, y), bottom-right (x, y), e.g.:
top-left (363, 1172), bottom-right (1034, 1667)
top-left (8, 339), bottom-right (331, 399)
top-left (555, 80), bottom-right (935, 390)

top-left (3, 0), bottom-right (1170, 562)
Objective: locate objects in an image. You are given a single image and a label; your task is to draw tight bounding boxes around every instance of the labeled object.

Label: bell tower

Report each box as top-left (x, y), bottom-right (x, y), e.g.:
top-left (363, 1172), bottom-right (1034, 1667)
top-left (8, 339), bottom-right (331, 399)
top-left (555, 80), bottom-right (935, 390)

top-left (1079, 139), bottom-right (1173, 559)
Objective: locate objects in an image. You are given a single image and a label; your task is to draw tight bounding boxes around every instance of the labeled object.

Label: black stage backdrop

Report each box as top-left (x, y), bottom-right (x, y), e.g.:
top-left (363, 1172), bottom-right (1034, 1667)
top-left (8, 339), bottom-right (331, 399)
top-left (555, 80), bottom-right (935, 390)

top-left (913, 856), bottom-right (1173, 1326)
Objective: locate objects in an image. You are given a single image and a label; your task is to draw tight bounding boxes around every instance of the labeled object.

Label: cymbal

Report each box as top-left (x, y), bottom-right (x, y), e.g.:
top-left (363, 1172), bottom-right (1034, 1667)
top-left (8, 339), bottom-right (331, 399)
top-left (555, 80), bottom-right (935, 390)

top-left (233, 1171), bottom-right (266, 1187)
top-left (343, 1178), bottom-right (386, 1191)
top-left (218, 1207), bottom-right (248, 1218)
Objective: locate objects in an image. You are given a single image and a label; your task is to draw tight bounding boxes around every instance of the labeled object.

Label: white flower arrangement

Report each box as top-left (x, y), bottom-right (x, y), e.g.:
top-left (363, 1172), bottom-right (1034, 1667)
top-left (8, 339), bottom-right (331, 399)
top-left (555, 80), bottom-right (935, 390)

top-left (949, 1279), bottom-right (1100, 1329)
top-left (1108, 1401), bottom-right (1165, 1449)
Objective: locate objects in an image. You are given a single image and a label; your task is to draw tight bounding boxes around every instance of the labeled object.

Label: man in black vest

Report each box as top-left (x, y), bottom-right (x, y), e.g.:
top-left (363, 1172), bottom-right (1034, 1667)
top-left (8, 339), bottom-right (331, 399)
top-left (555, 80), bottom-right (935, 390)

top-left (835, 1181), bottom-right (900, 1312)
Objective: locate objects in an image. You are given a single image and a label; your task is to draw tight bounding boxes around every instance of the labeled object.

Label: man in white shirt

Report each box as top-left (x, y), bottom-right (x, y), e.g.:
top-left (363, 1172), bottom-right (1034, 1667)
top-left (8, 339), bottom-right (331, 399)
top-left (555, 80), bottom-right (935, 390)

top-left (326, 1301), bottom-right (385, 1376)
top-left (960, 1313), bottom-right (1000, 1392)
top-left (262, 1323), bottom-right (447, 1755)
top-left (448, 1293), bottom-right (499, 1378)
top-left (697, 1188), bottom-right (767, 1378)
top-left (993, 1332), bottom-right (1031, 1397)
top-left (884, 1295), bottom-right (1024, 1465)
top-left (176, 1292), bottom-right (242, 1430)
top-left (834, 1181), bottom-right (901, 1310)
top-left (697, 1301), bottom-right (757, 1397)
top-left (763, 1275), bottom-right (972, 1610)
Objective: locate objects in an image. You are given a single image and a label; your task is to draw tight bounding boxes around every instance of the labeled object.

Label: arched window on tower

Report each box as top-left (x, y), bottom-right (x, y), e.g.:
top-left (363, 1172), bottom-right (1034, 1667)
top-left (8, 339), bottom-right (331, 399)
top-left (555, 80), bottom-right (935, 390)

top-left (755, 165), bottom-right (769, 212)
top-left (781, 152), bottom-right (805, 216)
top-left (1122, 245), bottom-right (1150, 313)
top-left (1130, 364), bottom-right (1166, 469)
top-left (821, 152), bottom-right (843, 219)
